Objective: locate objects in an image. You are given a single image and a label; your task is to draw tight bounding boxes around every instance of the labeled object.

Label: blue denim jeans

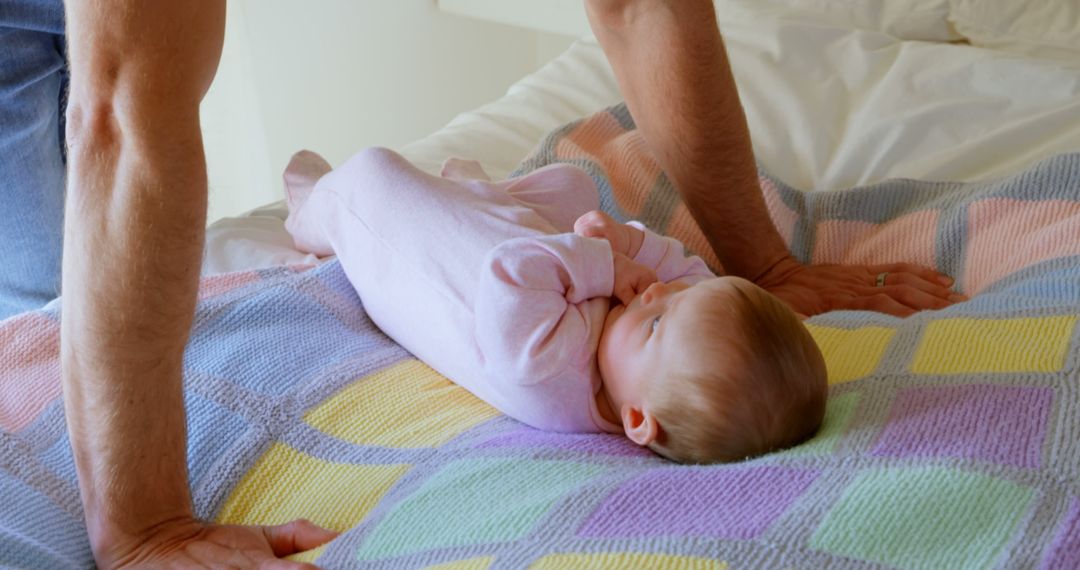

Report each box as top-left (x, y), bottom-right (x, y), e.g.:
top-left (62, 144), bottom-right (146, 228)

top-left (0, 0), bottom-right (67, 319)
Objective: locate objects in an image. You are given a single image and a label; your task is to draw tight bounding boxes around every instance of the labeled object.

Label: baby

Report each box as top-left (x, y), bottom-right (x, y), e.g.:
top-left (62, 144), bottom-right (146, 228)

top-left (284, 147), bottom-right (827, 463)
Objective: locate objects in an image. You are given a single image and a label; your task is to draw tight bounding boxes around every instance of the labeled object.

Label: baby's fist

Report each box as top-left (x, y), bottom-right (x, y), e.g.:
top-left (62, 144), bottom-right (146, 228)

top-left (574, 210), bottom-right (643, 257)
top-left (612, 252), bottom-right (657, 305)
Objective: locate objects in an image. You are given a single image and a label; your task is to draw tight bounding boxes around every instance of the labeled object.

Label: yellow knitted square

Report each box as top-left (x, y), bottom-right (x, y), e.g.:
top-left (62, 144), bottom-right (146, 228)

top-left (285, 544), bottom-right (327, 564)
top-left (305, 359), bottom-right (500, 448)
top-left (425, 557), bottom-right (496, 570)
top-left (912, 315), bottom-right (1077, 374)
top-left (806, 325), bottom-right (896, 385)
top-left (216, 443), bottom-right (409, 532)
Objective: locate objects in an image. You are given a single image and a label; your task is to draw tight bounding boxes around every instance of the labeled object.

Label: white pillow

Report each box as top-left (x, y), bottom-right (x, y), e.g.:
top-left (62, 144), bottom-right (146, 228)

top-left (442, 0), bottom-right (963, 43)
top-left (715, 0), bottom-right (962, 42)
top-left (948, 0), bottom-right (1080, 64)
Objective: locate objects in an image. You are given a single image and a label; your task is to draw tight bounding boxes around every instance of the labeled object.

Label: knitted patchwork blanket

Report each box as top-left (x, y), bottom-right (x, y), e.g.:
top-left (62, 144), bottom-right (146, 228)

top-left (2, 103), bottom-right (1079, 569)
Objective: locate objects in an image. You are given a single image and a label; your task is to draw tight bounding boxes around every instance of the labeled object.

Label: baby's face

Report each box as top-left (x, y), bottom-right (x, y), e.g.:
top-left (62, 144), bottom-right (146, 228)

top-left (597, 277), bottom-right (742, 417)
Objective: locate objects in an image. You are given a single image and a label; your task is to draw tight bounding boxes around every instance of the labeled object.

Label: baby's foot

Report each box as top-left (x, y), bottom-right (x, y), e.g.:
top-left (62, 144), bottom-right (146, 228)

top-left (441, 157), bottom-right (491, 181)
top-left (283, 150), bottom-right (333, 213)
top-left (283, 150), bottom-right (335, 256)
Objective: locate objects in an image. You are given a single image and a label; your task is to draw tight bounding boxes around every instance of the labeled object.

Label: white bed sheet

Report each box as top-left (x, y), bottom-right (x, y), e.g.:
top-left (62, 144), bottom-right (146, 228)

top-left (203, 16), bottom-right (1080, 276)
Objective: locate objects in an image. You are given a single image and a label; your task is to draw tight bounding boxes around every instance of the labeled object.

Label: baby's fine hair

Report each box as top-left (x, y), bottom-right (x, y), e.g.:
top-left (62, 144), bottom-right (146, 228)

top-left (646, 282), bottom-right (828, 464)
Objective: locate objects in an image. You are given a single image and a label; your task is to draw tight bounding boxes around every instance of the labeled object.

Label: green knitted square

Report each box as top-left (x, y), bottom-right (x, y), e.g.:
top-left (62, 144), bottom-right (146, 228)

top-left (810, 466), bottom-right (1035, 569)
top-left (355, 458), bottom-right (605, 561)
top-left (784, 392), bottom-right (859, 456)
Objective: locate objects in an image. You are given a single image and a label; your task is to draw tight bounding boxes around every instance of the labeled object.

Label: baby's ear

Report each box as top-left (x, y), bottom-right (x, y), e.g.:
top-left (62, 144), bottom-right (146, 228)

top-left (622, 405), bottom-right (659, 446)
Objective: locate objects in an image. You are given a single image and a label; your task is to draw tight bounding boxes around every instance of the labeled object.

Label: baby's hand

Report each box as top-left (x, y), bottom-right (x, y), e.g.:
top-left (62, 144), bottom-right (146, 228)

top-left (612, 251), bottom-right (657, 305)
top-left (574, 210), bottom-right (645, 258)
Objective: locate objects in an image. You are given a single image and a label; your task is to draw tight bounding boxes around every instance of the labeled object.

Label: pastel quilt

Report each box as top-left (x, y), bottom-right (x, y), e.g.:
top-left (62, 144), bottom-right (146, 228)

top-left (2, 103), bottom-right (1079, 569)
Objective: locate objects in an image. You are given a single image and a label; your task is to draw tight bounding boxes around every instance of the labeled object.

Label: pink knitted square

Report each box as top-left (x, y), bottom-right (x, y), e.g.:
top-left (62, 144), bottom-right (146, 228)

top-left (0, 313), bottom-right (61, 432)
top-left (667, 203), bottom-right (722, 271)
top-left (198, 270), bottom-right (262, 301)
top-left (965, 198), bottom-right (1080, 294)
top-left (813, 210), bottom-right (938, 267)
top-left (761, 177), bottom-right (798, 249)
top-left (556, 113), bottom-right (657, 219)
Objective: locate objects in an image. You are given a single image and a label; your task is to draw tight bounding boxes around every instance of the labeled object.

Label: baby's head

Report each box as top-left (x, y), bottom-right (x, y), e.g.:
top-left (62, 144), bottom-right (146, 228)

top-left (598, 276), bottom-right (827, 463)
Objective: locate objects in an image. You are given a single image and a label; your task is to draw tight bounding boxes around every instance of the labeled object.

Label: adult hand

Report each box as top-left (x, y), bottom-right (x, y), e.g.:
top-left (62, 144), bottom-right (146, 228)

top-left (612, 251), bottom-right (657, 305)
top-left (102, 518), bottom-right (338, 570)
top-left (757, 256), bottom-right (965, 318)
top-left (574, 210), bottom-right (644, 258)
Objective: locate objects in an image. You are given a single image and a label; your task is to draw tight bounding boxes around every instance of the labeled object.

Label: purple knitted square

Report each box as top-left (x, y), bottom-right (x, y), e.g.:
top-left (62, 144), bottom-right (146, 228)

top-left (476, 427), bottom-right (651, 457)
top-left (578, 466), bottom-right (819, 540)
top-left (871, 384), bottom-right (1053, 469)
top-left (1041, 499), bottom-right (1080, 570)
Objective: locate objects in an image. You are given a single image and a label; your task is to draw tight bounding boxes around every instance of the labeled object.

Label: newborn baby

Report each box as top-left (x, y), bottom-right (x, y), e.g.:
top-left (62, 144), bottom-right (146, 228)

top-left (284, 147), bottom-right (827, 463)
top-left (581, 212), bottom-right (828, 462)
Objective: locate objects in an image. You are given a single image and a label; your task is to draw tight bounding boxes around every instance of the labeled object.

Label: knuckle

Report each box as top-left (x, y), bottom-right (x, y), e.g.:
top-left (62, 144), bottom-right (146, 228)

top-left (886, 286), bottom-right (912, 301)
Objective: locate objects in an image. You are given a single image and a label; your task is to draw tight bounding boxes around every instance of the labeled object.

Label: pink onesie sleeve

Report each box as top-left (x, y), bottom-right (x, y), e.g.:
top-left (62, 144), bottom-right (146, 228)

top-left (475, 233), bottom-right (613, 388)
top-left (628, 221), bottom-right (716, 284)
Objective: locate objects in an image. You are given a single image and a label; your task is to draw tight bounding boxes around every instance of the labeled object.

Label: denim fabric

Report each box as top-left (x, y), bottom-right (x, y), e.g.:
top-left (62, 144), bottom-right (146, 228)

top-left (0, 0), bottom-right (66, 319)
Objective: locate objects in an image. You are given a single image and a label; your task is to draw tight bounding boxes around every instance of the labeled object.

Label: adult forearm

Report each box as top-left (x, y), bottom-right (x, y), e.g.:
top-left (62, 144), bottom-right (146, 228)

top-left (62, 108), bottom-right (207, 560)
top-left (60, 1), bottom-right (224, 564)
top-left (585, 0), bottom-right (790, 280)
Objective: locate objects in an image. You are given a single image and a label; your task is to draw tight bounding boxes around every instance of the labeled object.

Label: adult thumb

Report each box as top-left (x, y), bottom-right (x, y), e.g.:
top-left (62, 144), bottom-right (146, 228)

top-left (263, 519), bottom-right (339, 557)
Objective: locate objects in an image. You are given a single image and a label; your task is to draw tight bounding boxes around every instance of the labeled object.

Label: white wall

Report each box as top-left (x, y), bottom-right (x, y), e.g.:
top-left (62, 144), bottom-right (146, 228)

top-left (201, 0), bottom-right (574, 222)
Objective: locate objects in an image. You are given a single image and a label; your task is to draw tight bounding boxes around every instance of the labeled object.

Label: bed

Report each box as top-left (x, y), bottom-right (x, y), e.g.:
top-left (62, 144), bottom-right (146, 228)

top-left (3, 2), bottom-right (1080, 568)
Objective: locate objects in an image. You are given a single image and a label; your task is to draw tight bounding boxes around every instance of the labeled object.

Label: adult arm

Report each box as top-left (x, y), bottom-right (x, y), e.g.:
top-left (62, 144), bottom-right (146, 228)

top-left (61, 2), bottom-right (335, 567)
top-left (584, 0), bottom-right (959, 317)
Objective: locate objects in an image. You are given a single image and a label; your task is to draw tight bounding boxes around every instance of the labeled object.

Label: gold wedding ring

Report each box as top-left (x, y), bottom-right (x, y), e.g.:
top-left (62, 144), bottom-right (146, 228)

top-left (875, 272), bottom-right (889, 288)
